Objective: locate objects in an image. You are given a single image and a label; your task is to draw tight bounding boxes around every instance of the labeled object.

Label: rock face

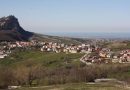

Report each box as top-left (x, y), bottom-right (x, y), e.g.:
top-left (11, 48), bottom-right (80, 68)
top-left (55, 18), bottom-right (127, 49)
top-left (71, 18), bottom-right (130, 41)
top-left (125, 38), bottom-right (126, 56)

top-left (0, 15), bottom-right (33, 41)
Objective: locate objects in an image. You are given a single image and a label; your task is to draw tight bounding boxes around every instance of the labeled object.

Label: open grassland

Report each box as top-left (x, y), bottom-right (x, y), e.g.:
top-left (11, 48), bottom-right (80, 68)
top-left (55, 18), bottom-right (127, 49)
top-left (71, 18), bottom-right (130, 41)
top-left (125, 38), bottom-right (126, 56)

top-left (0, 50), bottom-right (84, 68)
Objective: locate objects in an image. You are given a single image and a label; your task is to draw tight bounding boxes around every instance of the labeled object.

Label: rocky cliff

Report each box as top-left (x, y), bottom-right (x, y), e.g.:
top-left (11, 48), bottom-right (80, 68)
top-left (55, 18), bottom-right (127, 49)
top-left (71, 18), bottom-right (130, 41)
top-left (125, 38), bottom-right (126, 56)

top-left (0, 15), bottom-right (33, 41)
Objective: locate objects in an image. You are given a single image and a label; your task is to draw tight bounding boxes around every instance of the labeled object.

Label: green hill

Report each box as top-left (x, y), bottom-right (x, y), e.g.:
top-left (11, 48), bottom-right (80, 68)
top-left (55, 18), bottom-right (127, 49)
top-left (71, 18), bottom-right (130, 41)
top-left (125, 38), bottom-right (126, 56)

top-left (0, 50), bottom-right (84, 68)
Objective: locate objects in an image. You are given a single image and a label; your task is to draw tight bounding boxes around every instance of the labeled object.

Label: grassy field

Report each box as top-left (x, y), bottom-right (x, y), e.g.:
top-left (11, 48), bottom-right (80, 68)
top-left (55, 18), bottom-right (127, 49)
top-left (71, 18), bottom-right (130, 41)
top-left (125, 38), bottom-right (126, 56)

top-left (14, 83), bottom-right (129, 90)
top-left (0, 50), bottom-right (84, 68)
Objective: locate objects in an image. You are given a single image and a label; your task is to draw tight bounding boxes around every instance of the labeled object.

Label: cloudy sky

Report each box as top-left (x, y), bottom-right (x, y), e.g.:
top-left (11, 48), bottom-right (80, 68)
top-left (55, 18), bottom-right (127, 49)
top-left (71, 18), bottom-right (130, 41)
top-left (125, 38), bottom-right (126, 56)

top-left (0, 0), bottom-right (130, 33)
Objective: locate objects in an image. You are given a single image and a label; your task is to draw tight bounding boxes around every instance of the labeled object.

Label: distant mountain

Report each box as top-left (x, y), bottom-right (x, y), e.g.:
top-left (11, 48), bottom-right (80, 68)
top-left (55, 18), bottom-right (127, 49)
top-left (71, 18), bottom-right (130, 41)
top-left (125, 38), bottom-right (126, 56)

top-left (0, 15), bottom-right (33, 41)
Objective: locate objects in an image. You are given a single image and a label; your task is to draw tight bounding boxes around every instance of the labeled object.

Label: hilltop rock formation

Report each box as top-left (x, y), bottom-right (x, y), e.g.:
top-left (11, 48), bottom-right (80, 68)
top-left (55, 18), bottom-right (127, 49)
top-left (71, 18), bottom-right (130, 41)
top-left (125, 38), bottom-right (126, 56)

top-left (0, 15), bottom-right (33, 41)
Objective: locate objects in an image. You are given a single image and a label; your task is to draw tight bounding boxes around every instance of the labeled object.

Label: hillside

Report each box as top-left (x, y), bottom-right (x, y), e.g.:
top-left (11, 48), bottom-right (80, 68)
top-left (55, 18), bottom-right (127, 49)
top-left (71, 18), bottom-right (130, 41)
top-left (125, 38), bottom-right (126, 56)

top-left (32, 33), bottom-right (91, 44)
top-left (0, 50), bottom-right (84, 68)
top-left (1, 50), bottom-right (130, 89)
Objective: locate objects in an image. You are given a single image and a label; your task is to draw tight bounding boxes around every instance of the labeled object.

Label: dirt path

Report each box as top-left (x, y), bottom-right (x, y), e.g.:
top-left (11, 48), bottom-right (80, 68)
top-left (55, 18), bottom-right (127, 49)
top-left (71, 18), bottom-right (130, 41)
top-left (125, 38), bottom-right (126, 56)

top-left (95, 78), bottom-right (130, 89)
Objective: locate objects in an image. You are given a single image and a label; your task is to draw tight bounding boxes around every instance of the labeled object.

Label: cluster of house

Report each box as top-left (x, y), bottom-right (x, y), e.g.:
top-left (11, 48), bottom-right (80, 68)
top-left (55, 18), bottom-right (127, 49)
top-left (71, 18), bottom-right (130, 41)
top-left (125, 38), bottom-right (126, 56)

top-left (119, 50), bottom-right (130, 62)
top-left (0, 41), bottom-right (130, 65)
top-left (0, 41), bottom-right (98, 59)
top-left (0, 50), bottom-right (9, 59)
top-left (80, 47), bottom-right (130, 64)
top-left (0, 41), bottom-right (36, 59)
top-left (40, 42), bottom-right (97, 53)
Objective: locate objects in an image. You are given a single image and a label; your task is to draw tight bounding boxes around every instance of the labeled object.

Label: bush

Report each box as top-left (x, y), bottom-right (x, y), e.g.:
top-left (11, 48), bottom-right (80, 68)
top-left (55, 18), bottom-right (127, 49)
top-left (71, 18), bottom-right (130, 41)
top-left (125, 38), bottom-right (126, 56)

top-left (0, 63), bottom-right (130, 88)
top-left (0, 66), bottom-right (14, 88)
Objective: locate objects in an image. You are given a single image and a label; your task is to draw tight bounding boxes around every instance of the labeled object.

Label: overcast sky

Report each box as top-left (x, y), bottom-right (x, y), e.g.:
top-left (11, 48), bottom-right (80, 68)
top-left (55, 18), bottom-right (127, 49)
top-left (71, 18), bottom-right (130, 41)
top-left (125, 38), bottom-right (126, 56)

top-left (0, 0), bottom-right (130, 33)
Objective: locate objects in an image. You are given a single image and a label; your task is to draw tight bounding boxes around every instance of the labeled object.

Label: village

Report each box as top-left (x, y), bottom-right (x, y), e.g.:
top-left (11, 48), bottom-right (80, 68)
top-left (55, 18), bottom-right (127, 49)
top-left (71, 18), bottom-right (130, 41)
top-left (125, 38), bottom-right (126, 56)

top-left (0, 41), bottom-right (130, 64)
